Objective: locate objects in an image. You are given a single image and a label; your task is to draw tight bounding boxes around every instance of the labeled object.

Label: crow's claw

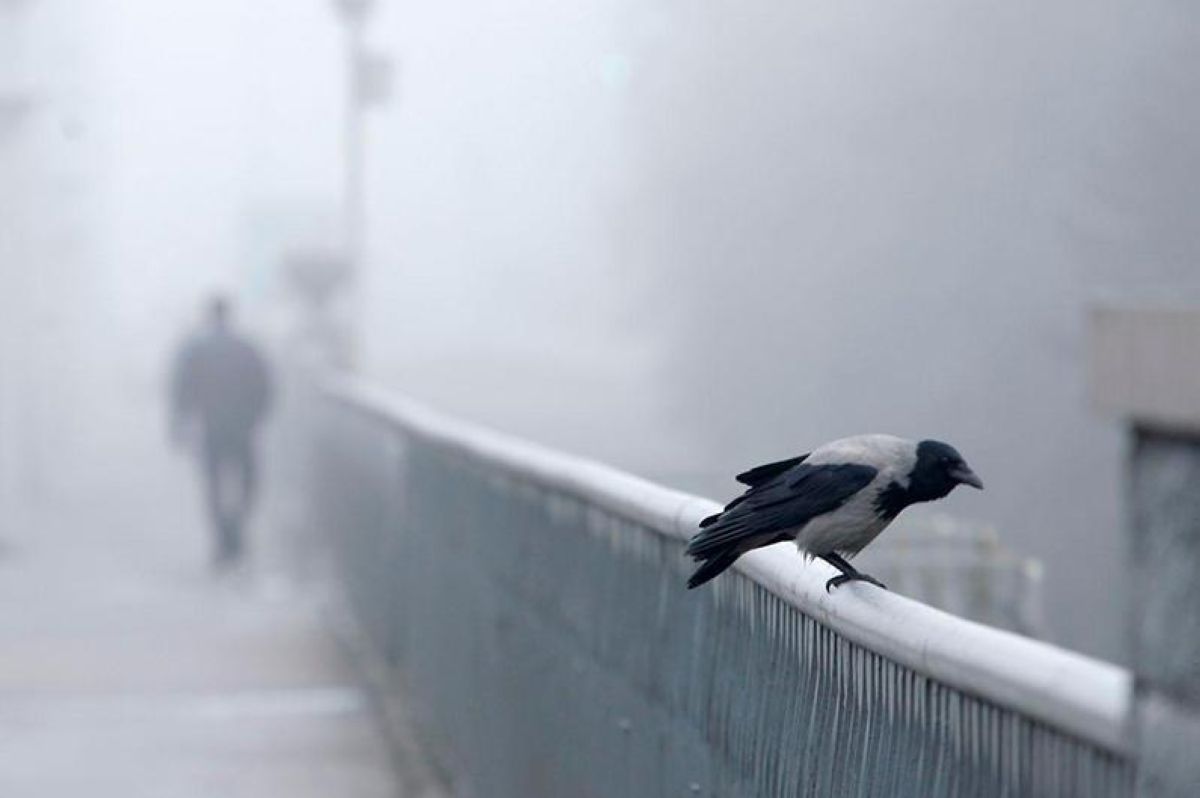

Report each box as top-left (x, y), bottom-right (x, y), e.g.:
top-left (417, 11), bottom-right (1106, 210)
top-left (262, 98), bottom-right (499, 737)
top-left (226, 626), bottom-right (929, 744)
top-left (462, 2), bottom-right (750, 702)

top-left (826, 574), bottom-right (852, 592)
top-left (825, 572), bottom-right (887, 593)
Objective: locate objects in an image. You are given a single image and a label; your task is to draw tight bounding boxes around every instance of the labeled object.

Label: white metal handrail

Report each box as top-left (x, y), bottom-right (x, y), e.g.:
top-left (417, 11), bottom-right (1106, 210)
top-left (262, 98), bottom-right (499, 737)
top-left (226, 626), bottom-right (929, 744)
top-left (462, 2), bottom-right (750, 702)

top-left (331, 376), bottom-right (1132, 755)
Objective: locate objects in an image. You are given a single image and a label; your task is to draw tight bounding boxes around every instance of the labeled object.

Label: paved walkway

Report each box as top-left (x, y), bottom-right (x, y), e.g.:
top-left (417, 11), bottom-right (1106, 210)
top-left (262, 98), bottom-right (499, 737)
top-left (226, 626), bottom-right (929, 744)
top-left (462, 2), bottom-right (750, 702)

top-left (0, 432), bottom-right (412, 797)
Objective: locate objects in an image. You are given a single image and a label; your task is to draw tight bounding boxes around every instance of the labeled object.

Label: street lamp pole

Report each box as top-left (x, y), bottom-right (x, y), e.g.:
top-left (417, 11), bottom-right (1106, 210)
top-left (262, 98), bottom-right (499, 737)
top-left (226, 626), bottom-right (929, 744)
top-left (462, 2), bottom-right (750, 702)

top-left (339, 0), bottom-right (370, 268)
top-left (332, 0), bottom-right (374, 366)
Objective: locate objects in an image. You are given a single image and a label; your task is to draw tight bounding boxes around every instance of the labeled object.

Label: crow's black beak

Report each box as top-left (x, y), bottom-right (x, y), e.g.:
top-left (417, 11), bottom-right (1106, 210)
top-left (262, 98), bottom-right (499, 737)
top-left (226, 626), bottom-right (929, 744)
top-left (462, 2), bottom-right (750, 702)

top-left (950, 465), bottom-right (984, 490)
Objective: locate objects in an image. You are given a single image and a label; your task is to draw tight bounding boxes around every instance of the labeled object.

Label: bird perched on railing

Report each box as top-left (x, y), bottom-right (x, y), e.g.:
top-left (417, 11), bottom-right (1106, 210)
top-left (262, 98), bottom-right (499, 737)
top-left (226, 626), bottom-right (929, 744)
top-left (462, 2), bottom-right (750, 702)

top-left (686, 436), bottom-right (983, 592)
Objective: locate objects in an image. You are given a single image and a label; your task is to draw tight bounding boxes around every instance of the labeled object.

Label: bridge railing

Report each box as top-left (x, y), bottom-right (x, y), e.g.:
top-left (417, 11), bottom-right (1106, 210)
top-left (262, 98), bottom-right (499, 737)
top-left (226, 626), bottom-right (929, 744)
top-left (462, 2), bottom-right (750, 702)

top-left (305, 378), bottom-right (1134, 797)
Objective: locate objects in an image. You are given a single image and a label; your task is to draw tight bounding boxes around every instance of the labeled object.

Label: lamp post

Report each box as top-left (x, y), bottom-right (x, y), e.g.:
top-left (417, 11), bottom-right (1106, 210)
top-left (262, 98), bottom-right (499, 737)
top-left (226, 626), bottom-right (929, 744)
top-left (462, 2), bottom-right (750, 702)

top-left (329, 0), bottom-right (383, 367)
top-left (333, 0), bottom-right (373, 272)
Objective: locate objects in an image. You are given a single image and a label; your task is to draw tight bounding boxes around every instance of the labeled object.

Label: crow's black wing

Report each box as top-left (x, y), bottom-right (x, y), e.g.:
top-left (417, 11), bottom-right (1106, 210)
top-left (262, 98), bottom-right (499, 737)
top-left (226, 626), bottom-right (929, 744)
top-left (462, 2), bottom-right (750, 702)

top-left (735, 453), bottom-right (810, 487)
top-left (688, 463), bottom-right (877, 560)
top-left (697, 453), bottom-right (811, 528)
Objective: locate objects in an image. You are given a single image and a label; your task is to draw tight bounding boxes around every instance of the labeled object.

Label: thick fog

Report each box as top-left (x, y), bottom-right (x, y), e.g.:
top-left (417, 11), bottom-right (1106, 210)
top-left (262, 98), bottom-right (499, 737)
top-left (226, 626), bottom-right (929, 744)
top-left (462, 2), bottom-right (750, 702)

top-left (7, 0), bottom-right (1200, 665)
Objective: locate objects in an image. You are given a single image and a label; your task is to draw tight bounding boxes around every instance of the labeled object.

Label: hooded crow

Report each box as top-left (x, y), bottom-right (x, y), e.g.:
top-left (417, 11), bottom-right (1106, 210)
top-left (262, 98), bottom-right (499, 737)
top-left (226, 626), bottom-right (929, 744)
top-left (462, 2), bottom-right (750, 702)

top-left (686, 436), bottom-right (983, 592)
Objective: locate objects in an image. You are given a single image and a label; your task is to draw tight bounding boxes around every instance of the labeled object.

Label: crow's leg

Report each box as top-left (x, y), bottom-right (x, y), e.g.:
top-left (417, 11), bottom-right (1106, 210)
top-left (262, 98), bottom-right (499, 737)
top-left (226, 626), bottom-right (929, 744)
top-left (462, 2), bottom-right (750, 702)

top-left (820, 553), bottom-right (887, 593)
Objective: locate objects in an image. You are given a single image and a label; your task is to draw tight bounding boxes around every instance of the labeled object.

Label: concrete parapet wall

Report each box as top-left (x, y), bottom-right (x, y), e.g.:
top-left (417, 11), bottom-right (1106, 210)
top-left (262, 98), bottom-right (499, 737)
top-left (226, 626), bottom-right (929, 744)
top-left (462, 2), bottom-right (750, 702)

top-left (1091, 306), bottom-right (1200, 797)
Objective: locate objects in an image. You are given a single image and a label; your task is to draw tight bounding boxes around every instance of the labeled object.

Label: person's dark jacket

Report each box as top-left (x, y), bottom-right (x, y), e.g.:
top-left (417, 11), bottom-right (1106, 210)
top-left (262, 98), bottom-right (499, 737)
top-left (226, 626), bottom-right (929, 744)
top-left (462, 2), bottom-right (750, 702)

top-left (171, 328), bottom-right (272, 447)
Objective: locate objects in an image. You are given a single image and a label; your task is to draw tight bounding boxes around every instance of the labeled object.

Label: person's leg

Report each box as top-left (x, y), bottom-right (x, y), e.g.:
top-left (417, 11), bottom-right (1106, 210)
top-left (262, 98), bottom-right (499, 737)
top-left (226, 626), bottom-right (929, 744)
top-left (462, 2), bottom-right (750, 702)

top-left (241, 438), bottom-right (259, 518)
top-left (202, 443), bottom-right (235, 567)
top-left (225, 438), bottom-right (258, 563)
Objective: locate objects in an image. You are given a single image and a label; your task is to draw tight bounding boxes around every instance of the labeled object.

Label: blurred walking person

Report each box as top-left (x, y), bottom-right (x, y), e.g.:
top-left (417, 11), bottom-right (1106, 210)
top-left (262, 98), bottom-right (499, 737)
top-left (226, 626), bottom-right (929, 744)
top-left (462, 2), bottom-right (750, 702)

top-left (170, 296), bottom-right (273, 569)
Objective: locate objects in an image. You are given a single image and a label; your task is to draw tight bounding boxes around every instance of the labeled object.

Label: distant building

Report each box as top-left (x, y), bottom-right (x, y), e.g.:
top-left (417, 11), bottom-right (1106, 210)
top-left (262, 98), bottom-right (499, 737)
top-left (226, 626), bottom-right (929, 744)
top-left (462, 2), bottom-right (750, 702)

top-left (0, 0), bottom-right (103, 504)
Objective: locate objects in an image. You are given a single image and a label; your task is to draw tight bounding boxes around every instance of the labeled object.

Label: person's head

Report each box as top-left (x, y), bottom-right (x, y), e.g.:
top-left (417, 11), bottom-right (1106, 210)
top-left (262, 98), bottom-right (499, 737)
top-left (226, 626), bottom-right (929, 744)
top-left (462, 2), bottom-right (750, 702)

top-left (207, 294), bottom-right (232, 329)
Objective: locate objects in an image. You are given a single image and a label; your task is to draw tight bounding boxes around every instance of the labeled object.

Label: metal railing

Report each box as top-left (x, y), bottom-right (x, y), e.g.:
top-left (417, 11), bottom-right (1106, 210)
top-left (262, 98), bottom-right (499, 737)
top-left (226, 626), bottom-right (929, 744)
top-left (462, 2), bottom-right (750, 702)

top-left (866, 516), bottom-right (1048, 639)
top-left (305, 378), bottom-right (1135, 797)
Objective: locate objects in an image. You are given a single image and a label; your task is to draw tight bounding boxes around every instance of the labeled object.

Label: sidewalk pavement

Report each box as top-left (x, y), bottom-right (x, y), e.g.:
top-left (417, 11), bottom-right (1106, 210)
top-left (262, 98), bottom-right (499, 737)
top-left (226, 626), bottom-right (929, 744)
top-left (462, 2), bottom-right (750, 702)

top-left (0, 442), bottom-right (414, 797)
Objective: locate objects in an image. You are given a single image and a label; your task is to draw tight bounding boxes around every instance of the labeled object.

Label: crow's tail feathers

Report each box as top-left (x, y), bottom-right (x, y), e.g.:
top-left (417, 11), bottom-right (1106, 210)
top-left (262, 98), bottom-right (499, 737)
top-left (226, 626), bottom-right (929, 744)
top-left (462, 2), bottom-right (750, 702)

top-left (687, 551), bottom-right (739, 589)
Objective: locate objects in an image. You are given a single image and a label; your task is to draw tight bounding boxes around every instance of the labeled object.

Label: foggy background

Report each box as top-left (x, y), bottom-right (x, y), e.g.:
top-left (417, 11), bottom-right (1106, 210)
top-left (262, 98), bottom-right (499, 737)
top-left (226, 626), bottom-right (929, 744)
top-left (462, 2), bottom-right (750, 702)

top-left (5, 0), bottom-right (1200, 666)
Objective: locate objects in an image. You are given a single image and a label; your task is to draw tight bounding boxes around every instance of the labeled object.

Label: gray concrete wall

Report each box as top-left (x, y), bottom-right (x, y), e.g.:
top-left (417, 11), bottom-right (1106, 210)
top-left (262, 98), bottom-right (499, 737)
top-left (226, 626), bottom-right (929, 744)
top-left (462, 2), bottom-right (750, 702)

top-left (1128, 430), bottom-right (1200, 797)
top-left (1091, 307), bottom-right (1200, 797)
